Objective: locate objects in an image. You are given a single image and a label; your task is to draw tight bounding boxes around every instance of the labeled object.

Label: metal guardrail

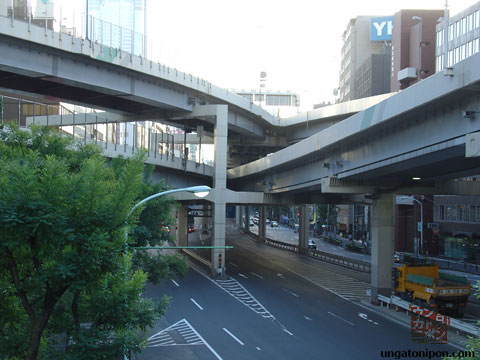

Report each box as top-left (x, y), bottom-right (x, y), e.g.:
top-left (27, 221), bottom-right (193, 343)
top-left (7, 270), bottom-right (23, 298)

top-left (309, 250), bottom-right (371, 273)
top-left (377, 295), bottom-right (479, 337)
top-left (182, 249), bottom-right (211, 268)
top-left (244, 230), bottom-right (371, 273)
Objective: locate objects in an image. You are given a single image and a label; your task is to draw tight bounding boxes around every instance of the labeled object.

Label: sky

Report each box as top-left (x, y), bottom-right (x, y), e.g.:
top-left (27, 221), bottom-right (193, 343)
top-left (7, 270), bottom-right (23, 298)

top-left (146, 0), bottom-right (476, 111)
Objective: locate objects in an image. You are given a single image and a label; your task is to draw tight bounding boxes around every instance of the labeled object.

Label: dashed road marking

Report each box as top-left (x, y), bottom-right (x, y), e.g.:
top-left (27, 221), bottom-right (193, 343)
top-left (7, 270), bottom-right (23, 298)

top-left (282, 288), bottom-right (299, 298)
top-left (190, 298), bottom-right (204, 310)
top-left (223, 328), bottom-right (245, 345)
top-left (251, 272), bottom-right (263, 279)
top-left (171, 279), bottom-right (180, 287)
top-left (238, 273), bottom-right (248, 279)
top-left (328, 311), bottom-right (354, 326)
top-left (282, 329), bottom-right (294, 336)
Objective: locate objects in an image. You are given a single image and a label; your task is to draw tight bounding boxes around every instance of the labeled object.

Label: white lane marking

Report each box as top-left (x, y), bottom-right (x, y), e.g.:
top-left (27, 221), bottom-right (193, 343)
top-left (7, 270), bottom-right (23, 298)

top-left (256, 347), bottom-right (262, 351)
top-left (229, 262), bottom-right (239, 267)
top-left (282, 288), bottom-right (299, 298)
top-left (374, 322), bottom-right (379, 325)
top-left (190, 298), bottom-right (204, 310)
top-left (171, 279), bottom-right (180, 287)
top-left (238, 273), bottom-right (248, 279)
top-left (186, 319), bottom-right (223, 360)
top-left (328, 312), bottom-right (355, 326)
top-left (250, 272), bottom-right (263, 279)
top-left (277, 273), bottom-right (285, 279)
top-left (223, 328), bottom-right (245, 345)
top-left (282, 329), bottom-right (294, 336)
top-left (358, 313), bottom-right (368, 320)
top-left (304, 316), bottom-right (312, 321)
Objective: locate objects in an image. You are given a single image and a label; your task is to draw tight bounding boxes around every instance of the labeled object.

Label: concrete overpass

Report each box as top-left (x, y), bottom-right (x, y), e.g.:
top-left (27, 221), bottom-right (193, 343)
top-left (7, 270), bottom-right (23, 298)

top-left (1, 13), bottom-right (480, 302)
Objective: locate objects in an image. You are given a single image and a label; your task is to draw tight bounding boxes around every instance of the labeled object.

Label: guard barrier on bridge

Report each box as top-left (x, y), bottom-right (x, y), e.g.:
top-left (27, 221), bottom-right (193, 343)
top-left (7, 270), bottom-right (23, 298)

top-left (242, 230), bottom-right (371, 274)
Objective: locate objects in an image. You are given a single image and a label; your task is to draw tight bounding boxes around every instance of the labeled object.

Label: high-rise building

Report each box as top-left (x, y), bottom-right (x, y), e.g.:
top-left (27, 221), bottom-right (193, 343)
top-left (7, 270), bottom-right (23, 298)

top-left (338, 16), bottom-right (392, 103)
top-left (232, 89), bottom-right (300, 118)
top-left (435, 2), bottom-right (480, 72)
top-left (391, 9), bottom-right (443, 92)
top-left (87, 0), bottom-right (145, 56)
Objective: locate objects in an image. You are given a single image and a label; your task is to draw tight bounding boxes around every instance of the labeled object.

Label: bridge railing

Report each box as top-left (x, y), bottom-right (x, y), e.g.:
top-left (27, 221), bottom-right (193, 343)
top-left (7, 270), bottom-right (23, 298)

top-left (0, 94), bottom-right (215, 169)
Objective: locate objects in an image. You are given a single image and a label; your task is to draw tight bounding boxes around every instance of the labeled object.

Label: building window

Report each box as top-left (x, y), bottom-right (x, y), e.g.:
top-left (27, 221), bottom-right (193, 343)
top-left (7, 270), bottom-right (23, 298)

top-left (468, 13), bottom-right (473, 32)
top-left (449, 24), bottom-right (454, 40)
top-left (238, 94), bottom-right (253, 102)
top-left (266, 95), bottom-right (292, 106)
top-left (462, 17), bottom-right (467, 34)
top-left (475, 10), bottom-right (480, 28)
top-left (475, 38), bottom-right (480, 54)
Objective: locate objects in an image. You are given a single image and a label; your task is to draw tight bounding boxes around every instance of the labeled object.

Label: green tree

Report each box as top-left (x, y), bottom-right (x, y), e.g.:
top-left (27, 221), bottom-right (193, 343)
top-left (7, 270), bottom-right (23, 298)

top-left (0, 125), bottom-right (167, 359)
top-left (445, 282), bottom-right (480, 359)
top-left (110, 158), bottom-right (189, 285)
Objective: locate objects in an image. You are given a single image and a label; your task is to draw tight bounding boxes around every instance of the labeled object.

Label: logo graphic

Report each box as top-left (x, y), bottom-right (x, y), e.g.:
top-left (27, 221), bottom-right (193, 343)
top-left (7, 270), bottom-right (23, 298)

top-left (409, 305), bottom-right (449, 344)
top-left (371, 17), bottom-right (394, 41)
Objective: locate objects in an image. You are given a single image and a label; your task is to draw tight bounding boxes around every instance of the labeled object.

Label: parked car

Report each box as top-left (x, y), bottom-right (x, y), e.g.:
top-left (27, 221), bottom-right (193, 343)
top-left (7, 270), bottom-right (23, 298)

top-left (271, 221), bottom-right (278, 227)
top-left (394, 252), bottom-right (401, 263)
top-left (249, 221), bottom-right (254, 227)
top-left (188, 226), bottom-right (195, 233)
top-left (266, 218), bottom-right (271, 224)
top-left (308, 239), bottom-right (317, 250)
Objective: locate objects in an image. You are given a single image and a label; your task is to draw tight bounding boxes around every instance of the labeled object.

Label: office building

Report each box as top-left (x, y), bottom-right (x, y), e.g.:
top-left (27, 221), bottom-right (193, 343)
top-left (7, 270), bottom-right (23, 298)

top-left (391, 9), bottom-right (443, 92)
top-left (435, 2), bottom-right (480, 71)
top-left (338, 16), bottom-right (392, 103)
top-left (232, 90), bottom-right (300, 118)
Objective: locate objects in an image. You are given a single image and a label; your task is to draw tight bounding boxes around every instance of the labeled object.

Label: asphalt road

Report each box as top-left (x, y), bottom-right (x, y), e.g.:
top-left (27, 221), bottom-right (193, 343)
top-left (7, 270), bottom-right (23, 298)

top-left (136, 230), bottom-right (461, 360)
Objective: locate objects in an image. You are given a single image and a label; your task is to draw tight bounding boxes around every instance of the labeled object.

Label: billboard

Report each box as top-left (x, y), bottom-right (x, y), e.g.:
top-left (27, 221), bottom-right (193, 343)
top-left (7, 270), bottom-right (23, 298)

top-left (371, 16), bottom-right (393, 41)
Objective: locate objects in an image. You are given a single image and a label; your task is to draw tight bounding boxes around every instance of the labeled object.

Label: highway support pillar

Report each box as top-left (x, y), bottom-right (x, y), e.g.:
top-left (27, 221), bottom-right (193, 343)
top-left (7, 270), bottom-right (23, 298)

top-left (245, 206), bottom-right (250, 230)
top-left (258, 206), bottom-right (266, 242)
top-left (177, 205), bottom-right (188, 248)
top-left (236, 205), bottom-right (243, 230)
top-left (202, 205), bottom-right (209, 232)
top-left (370, 194), bottom-right (394, 304)
top-left (298, 205), bottom-right (309, 254)
top-left (210, 105), bottom-right (228, 278)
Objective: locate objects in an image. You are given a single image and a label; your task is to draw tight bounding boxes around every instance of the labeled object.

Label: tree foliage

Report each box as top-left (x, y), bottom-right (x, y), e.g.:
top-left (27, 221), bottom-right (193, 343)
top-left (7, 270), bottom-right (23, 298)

top-left (0, 125), bottom-right (178, 359)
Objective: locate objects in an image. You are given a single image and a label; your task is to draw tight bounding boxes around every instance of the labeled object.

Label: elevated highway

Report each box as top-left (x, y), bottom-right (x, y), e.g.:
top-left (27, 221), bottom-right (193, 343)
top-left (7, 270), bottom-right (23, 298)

top-left (1, 12), bottom-right (480, 303)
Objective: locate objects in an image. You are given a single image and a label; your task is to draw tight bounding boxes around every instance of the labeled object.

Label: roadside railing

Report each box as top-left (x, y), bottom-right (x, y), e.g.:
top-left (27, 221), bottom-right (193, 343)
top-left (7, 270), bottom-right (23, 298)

top-left (243, 229), bottom-right (371, 273)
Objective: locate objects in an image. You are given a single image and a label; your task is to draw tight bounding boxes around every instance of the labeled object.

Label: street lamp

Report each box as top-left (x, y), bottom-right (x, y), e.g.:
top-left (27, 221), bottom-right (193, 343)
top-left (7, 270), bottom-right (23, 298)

top-left (400, 196), bottom-right (423, 257)
top-left (412, 16), bottom-right (423, 81)
top-left (124, 185), bottom-right (211, 248)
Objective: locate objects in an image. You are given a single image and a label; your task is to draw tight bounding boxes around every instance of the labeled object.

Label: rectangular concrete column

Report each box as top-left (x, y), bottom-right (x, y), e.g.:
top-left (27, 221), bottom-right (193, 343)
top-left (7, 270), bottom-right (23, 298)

top-left (211, 105), bottom-right (228, 277)
top-left (177, 205), bottom-right (188, 247)
top-left (244, 206), bottom-right (250, 230)
top-left (258, 206), bottom-right (266, 242)
top-left (236, 205), bottom-right (243, 229)
top-left (370, 193), bottom-right (395, 303)
top-left (298, 205), bottom-right (309, 253)
top-left (202, 205), bottom-right (209, 232)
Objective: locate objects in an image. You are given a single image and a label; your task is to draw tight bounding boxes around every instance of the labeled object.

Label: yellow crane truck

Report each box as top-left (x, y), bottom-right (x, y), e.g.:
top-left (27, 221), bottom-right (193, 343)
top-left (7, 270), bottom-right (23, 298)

top-left (392, 263), bottom-right (471, 317)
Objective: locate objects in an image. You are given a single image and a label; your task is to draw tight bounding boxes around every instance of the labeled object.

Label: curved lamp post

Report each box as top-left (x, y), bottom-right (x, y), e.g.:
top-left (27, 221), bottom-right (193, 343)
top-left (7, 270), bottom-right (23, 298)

top-left (124, 185), bottom-right (211, 250)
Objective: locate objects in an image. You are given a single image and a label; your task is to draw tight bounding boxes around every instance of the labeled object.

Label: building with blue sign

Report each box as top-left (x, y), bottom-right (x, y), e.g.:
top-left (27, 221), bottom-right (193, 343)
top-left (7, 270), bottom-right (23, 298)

top-left (338, 16), bottom-right (392, 103)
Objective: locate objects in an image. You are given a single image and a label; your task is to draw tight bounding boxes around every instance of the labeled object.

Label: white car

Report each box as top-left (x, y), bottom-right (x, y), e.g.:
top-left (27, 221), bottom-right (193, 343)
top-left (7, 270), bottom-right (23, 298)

top-left (271, 221), bottom-right (278, 227)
